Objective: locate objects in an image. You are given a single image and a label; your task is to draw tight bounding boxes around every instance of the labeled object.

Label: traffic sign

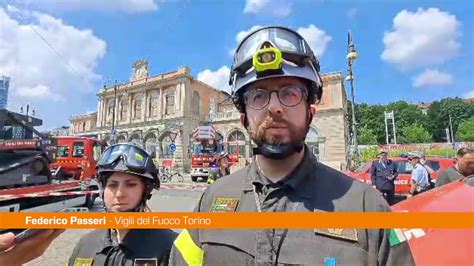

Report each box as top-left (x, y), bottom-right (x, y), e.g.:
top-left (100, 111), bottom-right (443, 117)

top-left (169, 143), bottom-right (176, 153)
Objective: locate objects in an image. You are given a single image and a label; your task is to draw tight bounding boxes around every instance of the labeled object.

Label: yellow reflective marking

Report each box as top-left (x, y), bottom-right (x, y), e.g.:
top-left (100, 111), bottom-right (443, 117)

top-left (174, 229), bottom-right (203, 266)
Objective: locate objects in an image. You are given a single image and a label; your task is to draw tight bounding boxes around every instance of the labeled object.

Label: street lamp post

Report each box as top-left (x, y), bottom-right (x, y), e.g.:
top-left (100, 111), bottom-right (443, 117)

top-left (346, 30), bottom-right (360, 167)
top-left (111, 80), bottom-right (118, 144)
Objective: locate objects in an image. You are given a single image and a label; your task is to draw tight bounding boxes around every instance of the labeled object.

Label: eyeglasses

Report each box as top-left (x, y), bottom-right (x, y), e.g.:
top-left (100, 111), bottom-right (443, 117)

top-left (243, 85), bottom-right (307, 110)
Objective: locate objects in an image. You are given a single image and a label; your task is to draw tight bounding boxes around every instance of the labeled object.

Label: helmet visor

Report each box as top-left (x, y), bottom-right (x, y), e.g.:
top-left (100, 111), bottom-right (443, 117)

top-left (98, 144), bottom-right (151, 171)
top-left (234, 27), bottom-right (310, 72)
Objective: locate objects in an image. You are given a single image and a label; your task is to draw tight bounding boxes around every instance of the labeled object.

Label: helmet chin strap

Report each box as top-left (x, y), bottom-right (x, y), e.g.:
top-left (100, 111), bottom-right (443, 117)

top-left (253, 142), bottom-right (304, 160)
top-left (250, 107), bottom-right (313, 160)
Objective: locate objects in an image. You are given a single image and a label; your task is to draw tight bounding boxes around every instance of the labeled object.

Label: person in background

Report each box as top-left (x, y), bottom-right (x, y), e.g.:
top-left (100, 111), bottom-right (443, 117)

top-left (419, 152), bottom-right (435, 189)
top-left (0, 230), bottom-right (64, 266)
top-left (454, 147), bottom-right (474, 178)
top-left (407, 152), bottom-right (431, 197)
top-left (436, 151), bottom-right (463, 188)
top-left (68, 143), bottom-right (176, 265)
top-left (371, 149), bottom-right (398, 204)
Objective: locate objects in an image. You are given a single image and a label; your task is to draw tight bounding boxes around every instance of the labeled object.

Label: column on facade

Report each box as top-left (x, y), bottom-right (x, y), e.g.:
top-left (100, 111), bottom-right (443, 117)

top-left (175, 84), bottom-right (181, 112)
top-left (142, 91), bottom-right (148, 122)
top-left (96, 98), bottom-right (101, 128)
top-left (104, 97), bottom-right (109, 127)
top-left (98, 97), bottom-right (104, 127)
top-left (114, 95), bottom-right (119, 126)
top-left (128, 93), bottom-right (133, 124)
top-left (180, 82), bottom-right (186, 116)
top-left (159, 87), bottom-right (163, 119)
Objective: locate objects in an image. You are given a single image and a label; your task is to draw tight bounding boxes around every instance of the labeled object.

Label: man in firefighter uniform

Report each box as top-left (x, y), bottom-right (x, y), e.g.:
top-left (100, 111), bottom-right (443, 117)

top-left (169, 26), bottom-right (415, 265)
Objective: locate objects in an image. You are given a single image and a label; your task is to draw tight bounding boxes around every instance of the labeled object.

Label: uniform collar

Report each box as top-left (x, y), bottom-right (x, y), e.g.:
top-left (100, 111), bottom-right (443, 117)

top-left (244, 145), bottom-right (316, 199)
top-left (96, 229), bottom-right (144, 254)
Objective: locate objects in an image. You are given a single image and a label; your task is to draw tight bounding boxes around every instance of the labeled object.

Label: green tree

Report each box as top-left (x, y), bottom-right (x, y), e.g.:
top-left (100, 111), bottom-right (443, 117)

top-left (386, 101), bottom-right (427, 143)
top-left (456, 116), bottom-right (474, 141)
top-left (400, 123), bottom-right (432, 143)
top-left (427, 98), bottom-right (474, 142)
top-left (359, 125), bottom-right (378, 145)
top-left (347, 101), bottom-right (386, 144)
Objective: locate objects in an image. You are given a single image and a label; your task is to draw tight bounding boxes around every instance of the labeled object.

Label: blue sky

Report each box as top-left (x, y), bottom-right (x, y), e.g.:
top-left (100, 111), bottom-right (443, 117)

top-left (0, 0), bottom-right (473, 129)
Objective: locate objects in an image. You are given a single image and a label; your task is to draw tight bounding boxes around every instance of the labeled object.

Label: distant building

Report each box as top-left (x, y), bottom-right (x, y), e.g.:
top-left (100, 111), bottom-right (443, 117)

top-left (45, 125), bottom-right (70, 137)
top-left (417, 102), bottom-right (431, 115)
top-left (417, 97), bottom-right (474, 114)
top-left (0, 76), bottom-right (10, 109)
top-left (70, 60), bottom-right (350, 171)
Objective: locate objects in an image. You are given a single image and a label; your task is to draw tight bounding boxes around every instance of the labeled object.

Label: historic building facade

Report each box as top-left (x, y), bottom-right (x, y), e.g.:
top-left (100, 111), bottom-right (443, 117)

top-left (70, 61), bottom-right (349, 171)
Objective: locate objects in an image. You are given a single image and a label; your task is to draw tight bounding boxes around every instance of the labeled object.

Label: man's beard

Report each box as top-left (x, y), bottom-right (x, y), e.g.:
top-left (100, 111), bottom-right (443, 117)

top-left (247, 114), bottom-right (309, 146)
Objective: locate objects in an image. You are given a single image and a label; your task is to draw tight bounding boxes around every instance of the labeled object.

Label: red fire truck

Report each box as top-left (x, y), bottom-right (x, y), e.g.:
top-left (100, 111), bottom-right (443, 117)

top-left (49, 136), bottom-right (104, 181)
top-left (190, 125), bottom-right (239, 182)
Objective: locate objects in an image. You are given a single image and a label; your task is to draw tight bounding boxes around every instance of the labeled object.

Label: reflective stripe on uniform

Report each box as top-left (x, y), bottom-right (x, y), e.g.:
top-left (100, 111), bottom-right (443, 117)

top-left (174, 229), bottom-right (204, 266)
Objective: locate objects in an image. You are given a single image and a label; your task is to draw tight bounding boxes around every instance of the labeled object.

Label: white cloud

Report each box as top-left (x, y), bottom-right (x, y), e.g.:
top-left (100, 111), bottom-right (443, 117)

top-left (197, 66), bottom-right (231, 94)
top-left (17, 84), bottom-right (65, 102)
top-left (236, 25), bottom-right (262, 44)
top-left (243, 0), bottom-right (292, 18)
top-left (297, 24), bottom-right (332, 57)
top-left (11, 0), bottom-right (158, 14)
top-left (0, 7), bottom-right (106, 129)
top-left (381, 8), bottom-right (461, 71)
top-left (412, 69), bottom-right (453, 88)
top-left (228, 25), bottom-right (262, 57)
top-left (347, 8), bottom-right (358, 19)
top-left (463, 90), bottom-right (474, 99)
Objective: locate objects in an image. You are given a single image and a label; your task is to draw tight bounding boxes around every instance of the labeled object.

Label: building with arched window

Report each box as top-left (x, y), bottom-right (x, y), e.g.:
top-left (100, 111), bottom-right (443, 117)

top-left (70, 61), bottom-right (349, 171)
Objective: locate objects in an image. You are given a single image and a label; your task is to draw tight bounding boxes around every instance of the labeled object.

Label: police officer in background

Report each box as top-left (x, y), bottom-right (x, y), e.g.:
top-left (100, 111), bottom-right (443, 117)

top-left (371, 149), bottom-right (398, 204)
top-left (68, 143), bottom-right (177, 265)
top-left (407, 152), bottom-right (431, 197)
top-left (169, 26), bottom-right (414, 265)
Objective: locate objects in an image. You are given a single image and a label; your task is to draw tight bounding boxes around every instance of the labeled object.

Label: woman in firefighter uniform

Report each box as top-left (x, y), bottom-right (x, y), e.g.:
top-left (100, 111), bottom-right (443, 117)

top-left (68, 143), bottom-right (177, 266)
top-left (207, 152), bottom-right (231, 184)
top-left (169, 26), bottom-right (415, 265)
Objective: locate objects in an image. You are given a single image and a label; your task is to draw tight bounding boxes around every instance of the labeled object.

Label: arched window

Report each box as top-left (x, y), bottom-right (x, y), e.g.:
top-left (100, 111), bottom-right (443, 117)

top-left (165, 91), bottom-right (175, 115)
top-left (149, 92), bottom-right (160, 117)
top-left (129, 134), bottom-right (142, 146)
top-left (120, 97), bottom-right (128, 121)
top-left (117, 135), bottom-right (126, 143)
top-left (133, 95), bottom-right (142, 119)
top-left (227, 130), bottom-right (247, 157)
top-left (160, 132), bottom-right (174, 158)
top-left (144, 132), bottom-right (158, 157)
top-left (305, 127), bottom-right (319, 159)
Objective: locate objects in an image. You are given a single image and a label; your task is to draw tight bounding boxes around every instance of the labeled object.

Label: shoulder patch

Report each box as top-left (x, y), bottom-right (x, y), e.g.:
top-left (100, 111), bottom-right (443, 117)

top-left (209, 197), bottom-right (239, 212)
top-left (73, 258), bottom-right (93, 266)
top-left (134, 258), bottom-right (158, 265)
top-left (314, 228), bottom-right (359, 242)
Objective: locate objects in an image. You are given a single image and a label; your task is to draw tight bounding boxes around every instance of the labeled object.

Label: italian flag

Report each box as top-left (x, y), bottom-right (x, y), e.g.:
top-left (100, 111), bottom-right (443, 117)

top-left (389, 229), bottom-right (406, 247)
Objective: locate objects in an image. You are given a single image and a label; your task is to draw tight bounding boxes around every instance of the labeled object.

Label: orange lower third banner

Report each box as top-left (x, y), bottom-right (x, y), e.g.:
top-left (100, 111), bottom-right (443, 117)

top-left (0, 212), bottom-right (473, 229)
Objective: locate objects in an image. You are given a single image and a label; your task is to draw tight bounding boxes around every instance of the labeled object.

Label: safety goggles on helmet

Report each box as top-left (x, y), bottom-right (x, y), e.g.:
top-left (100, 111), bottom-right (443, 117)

top-left (98, 143), bottom-right (156, 175)
top-left (229, 26), bottom-right (322, 103)
top-left (232, 27), bottom-right (316, 75)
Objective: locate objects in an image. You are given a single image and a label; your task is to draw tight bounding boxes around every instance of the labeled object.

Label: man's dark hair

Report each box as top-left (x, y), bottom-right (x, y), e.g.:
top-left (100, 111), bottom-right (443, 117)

top-left (457, 147), bottom-right (474, 157)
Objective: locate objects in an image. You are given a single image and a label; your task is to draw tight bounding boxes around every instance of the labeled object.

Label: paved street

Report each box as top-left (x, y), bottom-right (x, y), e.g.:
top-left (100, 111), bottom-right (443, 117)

top-left (26, 183), bottom-right (204, 266)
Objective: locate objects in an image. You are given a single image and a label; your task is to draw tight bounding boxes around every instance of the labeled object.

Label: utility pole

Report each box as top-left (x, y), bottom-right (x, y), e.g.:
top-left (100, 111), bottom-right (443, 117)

top-left (346, 30), bottom-right (360, 166)
top-left (111, 80), bottom-right (118, 144)
top-left (449, 113), bottom-right (455, 146)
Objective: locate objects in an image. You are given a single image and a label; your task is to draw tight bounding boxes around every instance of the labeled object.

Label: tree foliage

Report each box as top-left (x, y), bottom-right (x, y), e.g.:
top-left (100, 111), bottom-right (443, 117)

top-left (399, 123), bottom-right (432, 143)
top-left (456, 116), bottom-right (474, 142)
top-left (427, 98), bottom-right (474, 142)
